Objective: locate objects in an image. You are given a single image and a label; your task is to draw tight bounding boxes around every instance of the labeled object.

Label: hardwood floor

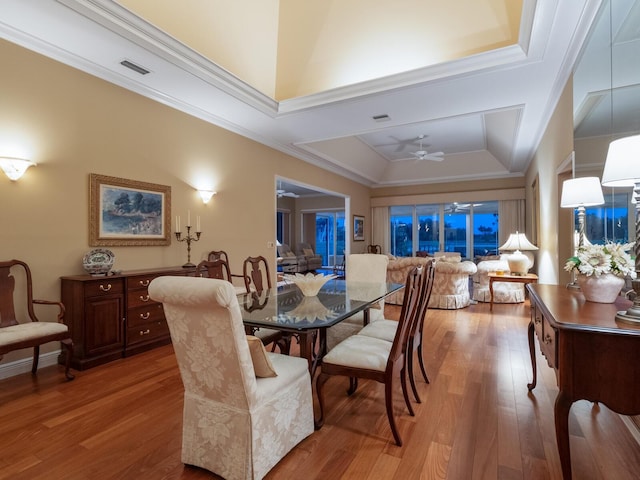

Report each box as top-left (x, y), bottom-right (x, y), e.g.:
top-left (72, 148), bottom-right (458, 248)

top-left (1, 301), bottom-right (639, 479)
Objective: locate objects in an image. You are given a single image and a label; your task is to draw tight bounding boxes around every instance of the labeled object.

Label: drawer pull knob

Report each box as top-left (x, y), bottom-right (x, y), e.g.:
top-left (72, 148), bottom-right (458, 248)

top-left (139, 312), bottom-right (150, 320)
top-left (99, 284), bottom-right (112, 292)
top-left (139, 280), bottom-right (150, 287)
top-left (139, 295), bottom-right (150, 302)
top-left (140, 329), bottom-right (150, 336)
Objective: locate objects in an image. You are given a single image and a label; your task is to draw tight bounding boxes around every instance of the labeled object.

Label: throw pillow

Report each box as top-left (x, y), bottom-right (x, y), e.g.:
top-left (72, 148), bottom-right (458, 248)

top-left (246, 335), bottom-right (277, 377)
top-left (303, 248), bottom-right (314, 256)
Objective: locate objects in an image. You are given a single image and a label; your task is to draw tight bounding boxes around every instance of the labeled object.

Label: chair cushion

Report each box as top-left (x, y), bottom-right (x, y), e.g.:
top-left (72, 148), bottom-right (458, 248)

top-left (246, 335), bottom-right (277, 378)
top-left (323, 335), bottom-right (392, 371)
top-left (357, 318), bottom-right (398, 342)
top-left (0, 322), bottom-right (68, 346)
top-left (303, 248), bottom-right (314, 256)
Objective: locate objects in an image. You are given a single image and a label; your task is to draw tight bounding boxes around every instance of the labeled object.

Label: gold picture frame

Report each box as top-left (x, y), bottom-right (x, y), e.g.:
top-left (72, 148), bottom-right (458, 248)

top-left (89, 173), bottom-right (171, 246)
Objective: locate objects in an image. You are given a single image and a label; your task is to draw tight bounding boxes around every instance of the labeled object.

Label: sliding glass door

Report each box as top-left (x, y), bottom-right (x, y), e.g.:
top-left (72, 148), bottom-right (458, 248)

top-left (315, 211), bottom-right (345, 267)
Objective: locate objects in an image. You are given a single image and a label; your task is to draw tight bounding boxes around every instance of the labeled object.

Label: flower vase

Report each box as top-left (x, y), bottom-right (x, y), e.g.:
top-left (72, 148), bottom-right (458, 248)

top-left (576, 273), bottom-right (625, 303)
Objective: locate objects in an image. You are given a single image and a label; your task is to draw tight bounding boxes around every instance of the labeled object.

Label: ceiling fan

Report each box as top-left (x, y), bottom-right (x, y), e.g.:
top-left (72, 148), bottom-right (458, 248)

top-left (277, 188), bottom-right (299, 198)
top-left (410, 135), bottom-right (444, 162)
top-left (445, 202), bottom-right (483, 213)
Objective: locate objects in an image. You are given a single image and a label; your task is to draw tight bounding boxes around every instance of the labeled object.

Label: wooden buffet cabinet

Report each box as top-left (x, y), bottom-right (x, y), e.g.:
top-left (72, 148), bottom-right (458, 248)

top-left (60, 266), bottom-right (194, 370)
top-left (527, 284), bottom-right (640, 480)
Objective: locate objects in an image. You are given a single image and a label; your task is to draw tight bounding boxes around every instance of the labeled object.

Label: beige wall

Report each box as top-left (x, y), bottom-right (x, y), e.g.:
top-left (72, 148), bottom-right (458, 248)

top-left (525, 77), bottom-right (575, 285)
top-left (0, 39), bottom-right (369, 363)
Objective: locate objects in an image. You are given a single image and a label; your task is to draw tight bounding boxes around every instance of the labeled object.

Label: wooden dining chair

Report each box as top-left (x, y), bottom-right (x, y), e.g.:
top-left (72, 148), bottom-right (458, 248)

top-left (0, 259), bottom-right (74, 380)
top-left (357, 260), bottom-right (435, 403)
top-left (367, 244), bottom-right (382, 254)
top-left (242, 256), bottom-right (271, 293)
top-left (242, 255), bottom-right (290, 355)
top-left (197, 258), bottom-right (232, 281)
top-left (207, 250), bottom-right (244, 282)
top-left (315, 266), bottom-right (424, 446)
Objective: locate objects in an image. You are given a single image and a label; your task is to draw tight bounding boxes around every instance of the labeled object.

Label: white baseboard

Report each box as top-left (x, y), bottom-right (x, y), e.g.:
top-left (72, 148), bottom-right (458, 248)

top-left (0, 350), bottom-right (61, 380)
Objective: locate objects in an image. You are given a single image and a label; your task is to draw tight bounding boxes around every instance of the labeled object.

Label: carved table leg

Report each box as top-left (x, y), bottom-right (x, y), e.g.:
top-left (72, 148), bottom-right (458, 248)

top-left (527, 320), bottom-right (537, 391)
top-left (555, 390), bottom-right (573, 480)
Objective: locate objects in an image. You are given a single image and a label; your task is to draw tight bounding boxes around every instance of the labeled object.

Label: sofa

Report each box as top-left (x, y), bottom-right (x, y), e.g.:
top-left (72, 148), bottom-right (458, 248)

top-left (297, 242), bottom-right (323, 271)
top-left (472, 257), bottom-right (525, 304)
top-left (385, 255), bottom-right (432, 305)
top-left (277, 244), bottom-right (307, 273)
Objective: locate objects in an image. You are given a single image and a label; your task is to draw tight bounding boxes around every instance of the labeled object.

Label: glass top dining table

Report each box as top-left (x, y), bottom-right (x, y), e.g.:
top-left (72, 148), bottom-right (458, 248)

top-left (237, 279), bottom-right (404, 375)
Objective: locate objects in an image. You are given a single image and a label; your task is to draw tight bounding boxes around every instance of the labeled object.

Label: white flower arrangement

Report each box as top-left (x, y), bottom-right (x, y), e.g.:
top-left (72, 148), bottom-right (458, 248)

top-left (564, 241), bottom-right (636, 278)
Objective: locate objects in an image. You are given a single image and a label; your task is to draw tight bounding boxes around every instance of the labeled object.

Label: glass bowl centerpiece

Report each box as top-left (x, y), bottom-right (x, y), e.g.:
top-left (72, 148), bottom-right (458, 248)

top-left (284, 272), bottom-right (338, 296)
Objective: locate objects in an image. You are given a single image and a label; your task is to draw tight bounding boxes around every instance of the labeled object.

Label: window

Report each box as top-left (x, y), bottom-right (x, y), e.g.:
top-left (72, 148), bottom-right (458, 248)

top-left (389, 201), bottom-right (499, 258)
top-left (579, 190), bottom-right (631, 244)
top-left (390, 206), bottom-right (414, 257)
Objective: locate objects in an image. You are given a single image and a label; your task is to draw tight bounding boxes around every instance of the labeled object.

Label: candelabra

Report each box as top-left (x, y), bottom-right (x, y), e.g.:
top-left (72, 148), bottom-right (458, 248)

top-left (175, 226), bottom-right (201, 268)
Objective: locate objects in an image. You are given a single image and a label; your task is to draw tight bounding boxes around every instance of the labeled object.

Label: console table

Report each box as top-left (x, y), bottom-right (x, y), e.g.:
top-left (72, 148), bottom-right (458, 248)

top-left (60, 266), bottom-right (195, 370)
top-left (527, 284), bottom-right (640, 479)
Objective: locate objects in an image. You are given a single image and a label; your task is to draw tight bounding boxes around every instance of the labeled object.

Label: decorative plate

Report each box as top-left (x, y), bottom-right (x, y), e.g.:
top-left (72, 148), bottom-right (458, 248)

top-left (83, 248), bottom-right (115, 276)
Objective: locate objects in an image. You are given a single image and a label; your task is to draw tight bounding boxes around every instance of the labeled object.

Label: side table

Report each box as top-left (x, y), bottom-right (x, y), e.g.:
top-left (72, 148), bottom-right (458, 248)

top-left (488, 272), bottom-right (538, 311)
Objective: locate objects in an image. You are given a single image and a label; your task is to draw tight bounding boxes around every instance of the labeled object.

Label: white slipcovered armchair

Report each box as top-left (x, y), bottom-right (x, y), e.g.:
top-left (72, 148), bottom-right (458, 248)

top-left (149, 276), bottom-right (313, 480)
top-left (472, 258), bottom-right (525, 303)
top-left (429, 256), bottom-right (478, 309)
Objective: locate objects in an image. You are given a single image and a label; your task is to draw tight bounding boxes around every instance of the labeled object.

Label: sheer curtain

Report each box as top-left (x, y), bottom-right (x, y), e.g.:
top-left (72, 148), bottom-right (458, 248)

top-left (498, 199), bottom-right (526, 245)
top-left (371, 207), bottom-right (389, 254)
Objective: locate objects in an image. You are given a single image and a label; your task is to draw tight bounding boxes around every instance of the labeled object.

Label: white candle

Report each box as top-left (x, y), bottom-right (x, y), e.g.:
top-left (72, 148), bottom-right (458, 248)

top-left (187, 210), bottom-right (191, 227)
top-left (197, 216), bottom-right (201, 232)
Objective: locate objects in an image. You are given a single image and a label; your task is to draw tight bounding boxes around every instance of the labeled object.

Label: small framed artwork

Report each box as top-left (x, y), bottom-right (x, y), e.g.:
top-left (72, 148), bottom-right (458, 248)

top-left (89, 173), bottom-right (171, 246)
top-left (353, 215), bottom-right (365, 241)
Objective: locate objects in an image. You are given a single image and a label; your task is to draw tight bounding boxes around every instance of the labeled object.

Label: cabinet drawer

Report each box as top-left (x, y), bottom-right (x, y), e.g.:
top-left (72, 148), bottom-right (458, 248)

top-left (127, 303), bottom-right (165, 327)
top-left (127, 290), bottom-right (158, 309)
top-left (540, 317), bottom-right (557, 369)
top-left (126, 320), bottom-right (169, 346)
top-left (128, 274), bottom-right (157, 290)
top-left (83, 278), bottom-right (124, 297)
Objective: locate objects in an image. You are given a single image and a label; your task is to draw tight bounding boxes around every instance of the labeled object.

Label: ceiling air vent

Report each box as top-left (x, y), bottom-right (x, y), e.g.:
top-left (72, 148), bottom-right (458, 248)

top-left (372, 114), bottom-right (390, 122)
top-left (120, 60), bottom-right (150, 75)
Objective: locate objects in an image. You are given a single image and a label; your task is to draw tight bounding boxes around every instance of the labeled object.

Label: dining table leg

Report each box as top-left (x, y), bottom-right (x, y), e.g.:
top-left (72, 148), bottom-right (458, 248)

top-left (299, 329), bottom-right (320, 377)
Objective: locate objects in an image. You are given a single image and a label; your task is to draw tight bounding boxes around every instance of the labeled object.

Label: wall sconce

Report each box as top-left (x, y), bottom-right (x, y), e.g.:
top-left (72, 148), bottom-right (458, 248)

top-left (0, 157), bottom-right (36, 181)
top-left (198, 190), bottom-right (216, 204)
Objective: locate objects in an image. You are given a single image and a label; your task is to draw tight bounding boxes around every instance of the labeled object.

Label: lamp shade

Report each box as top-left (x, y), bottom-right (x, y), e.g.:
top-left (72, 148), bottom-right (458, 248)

top-left (560, 177), bottom-right (605, 208)
top-left (601, 134), bottom-right (640, 187)
top-left (499, 232), bottom-right (538, 251)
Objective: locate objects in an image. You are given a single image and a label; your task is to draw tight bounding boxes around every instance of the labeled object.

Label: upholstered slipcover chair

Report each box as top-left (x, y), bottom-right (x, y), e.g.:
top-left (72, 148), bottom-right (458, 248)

top-left (385, 256), bottom-right (432, 305)
top-left (148, 276), bottom-right (313, 480)
top-left (326, 253), bottom-right (389, 350)
top-left (472, 258), bottom-right (525, 303)
top-left (428, 258), bottom-right (478, 309)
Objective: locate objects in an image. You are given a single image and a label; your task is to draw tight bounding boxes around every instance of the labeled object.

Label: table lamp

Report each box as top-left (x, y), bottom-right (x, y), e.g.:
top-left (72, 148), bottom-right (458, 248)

top-left (499, 231), bottom-right (538, 275)
top-left (560, 177), bottom-right (605, 249)
top-left (601, 134), bottom-right (640, 325)
top-left (560, 177), bottom-right (604, 289)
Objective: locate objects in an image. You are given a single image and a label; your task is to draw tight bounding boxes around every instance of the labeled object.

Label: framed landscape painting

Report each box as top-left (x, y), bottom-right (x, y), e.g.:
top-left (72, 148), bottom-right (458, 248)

top-left (353, 215), bottom-right (365, 241)
top-left (89, 174), bottom-right (171, 246)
